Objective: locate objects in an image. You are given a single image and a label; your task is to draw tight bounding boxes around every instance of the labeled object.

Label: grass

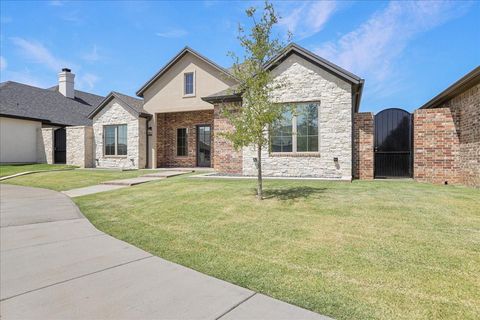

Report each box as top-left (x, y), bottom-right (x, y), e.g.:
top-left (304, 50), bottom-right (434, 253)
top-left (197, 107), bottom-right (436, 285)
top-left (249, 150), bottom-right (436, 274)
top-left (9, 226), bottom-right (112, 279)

top-left (1, 169), bottom-right (158, 191)
top-left (70, 176), bottom-right (480, 320)
top-left (0, 163), bottom-right (77, 177)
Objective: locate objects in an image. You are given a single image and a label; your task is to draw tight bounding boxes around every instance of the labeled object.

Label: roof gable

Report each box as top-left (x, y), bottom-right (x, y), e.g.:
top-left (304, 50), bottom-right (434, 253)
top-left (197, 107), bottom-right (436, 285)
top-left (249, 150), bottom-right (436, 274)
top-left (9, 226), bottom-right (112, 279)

top-left (136, 47), bottom-right (235, 97)
top-left (88, 91), bottom-right (150, 119)
top-left (203, 43), bottom-right (364, 112)
top-left (265, 43), bottom-right (362, 85)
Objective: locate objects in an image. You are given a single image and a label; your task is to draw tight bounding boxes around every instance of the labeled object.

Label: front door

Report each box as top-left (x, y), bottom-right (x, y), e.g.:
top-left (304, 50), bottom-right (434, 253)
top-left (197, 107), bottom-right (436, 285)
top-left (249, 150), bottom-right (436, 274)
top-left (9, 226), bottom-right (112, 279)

top-left (54, 128), bottom-right (66, 164)
top-left (374, 108), bottom-right (412, 178)
top-left (196, 125), bottom-right (211, 167)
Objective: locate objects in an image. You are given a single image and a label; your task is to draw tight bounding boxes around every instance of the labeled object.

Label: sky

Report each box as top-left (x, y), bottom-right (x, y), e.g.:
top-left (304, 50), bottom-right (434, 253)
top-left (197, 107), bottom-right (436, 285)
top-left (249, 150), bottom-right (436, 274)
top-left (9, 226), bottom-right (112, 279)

top-left (1, 0), bottom-right (479, 113)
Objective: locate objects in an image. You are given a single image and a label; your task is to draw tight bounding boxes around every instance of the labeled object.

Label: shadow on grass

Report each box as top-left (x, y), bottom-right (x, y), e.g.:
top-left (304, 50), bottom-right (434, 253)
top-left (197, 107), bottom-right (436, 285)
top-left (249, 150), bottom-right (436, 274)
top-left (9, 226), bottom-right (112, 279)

top-left (262, 186), bottom-right (327, 200)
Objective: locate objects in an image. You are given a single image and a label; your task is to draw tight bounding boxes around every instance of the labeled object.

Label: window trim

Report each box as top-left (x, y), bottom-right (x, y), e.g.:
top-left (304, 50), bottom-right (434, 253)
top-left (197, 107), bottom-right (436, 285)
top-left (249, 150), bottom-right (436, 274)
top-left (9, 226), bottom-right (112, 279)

top-left (103, 124), bottom-right (128, 157)
top-left (269, 102), bottom-right (320, 155)
top-left (176, 127), bottom-right (188, 157)
top-left (183, 71), bottom-right (195, 97)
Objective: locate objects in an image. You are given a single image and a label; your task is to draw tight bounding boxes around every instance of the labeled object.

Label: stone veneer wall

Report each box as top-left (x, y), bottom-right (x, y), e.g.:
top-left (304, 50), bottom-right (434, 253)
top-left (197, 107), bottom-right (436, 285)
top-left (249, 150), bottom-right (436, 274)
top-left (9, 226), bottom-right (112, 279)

top-left (213, 102), bottom-right (243, 174)
top-left (66, 126), bottom-right (93, 168)
top-left (156, 110), bottom-right (214, 167)
top-left (36, 128), bottom-right (54, 164)
top-left (242, 53), bottom-right (353, 179)
top-left (353, 112), bottom-right (374, 179)
top-left (413, 108), bottom-right (461, 185)
top-left (93, 100), bottom-right (145, 169)
top-left (414, 83), bottom-right (479, 187)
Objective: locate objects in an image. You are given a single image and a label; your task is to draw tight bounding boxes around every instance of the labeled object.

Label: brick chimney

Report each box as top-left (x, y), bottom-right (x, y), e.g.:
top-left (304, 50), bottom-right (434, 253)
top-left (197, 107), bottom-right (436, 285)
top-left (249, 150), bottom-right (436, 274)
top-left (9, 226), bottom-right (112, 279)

top-left (58, 68), bottom-right (75, 98)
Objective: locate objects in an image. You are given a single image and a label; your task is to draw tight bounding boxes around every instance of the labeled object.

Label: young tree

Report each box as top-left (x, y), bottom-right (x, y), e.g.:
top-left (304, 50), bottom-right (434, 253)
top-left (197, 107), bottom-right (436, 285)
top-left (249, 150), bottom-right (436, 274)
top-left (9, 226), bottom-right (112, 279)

top-left (222, 1), bottom-right (289, 200)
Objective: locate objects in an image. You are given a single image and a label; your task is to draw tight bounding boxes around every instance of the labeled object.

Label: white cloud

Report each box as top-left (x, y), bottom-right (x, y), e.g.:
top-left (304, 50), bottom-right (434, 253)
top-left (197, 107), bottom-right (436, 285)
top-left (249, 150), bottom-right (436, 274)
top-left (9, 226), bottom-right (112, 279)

top-left (0, 56), bottom-right (7, 71)
top-left (82, 45), bottom-right (100, 62)
top-left (314, 1), bottom-right (469, 96)
top-left (11, 37), bottom-right (74, 72)
top-left (156, 28), bottom-right (188, 38)
top-left (279, 1), bottom-right (336, 39)
top-left (77, 73), bottom-right (99, 90)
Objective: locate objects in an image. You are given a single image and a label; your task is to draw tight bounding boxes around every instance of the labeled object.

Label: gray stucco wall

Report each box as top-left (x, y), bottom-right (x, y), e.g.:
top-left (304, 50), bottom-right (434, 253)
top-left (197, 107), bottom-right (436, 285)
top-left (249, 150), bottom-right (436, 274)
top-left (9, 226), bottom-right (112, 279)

top-left (242, 53), bottom-right (353, 179)
top-left (93, 100), bottom-right (145, 169)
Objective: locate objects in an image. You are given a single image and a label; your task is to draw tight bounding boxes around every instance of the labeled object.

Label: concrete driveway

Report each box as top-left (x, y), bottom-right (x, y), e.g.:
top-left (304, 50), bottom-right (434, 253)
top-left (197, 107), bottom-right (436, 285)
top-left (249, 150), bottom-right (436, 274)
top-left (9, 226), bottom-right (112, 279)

top-left (0, 184), bottom-right (329, 320)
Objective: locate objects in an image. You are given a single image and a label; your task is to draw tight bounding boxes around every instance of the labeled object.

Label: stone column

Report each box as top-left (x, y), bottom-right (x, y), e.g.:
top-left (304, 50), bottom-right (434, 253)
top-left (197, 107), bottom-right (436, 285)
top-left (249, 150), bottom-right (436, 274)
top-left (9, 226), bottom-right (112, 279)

top-left (66, 126), bottom-right (94, 168)
top-left (37, 128), bottom-right (54, 164)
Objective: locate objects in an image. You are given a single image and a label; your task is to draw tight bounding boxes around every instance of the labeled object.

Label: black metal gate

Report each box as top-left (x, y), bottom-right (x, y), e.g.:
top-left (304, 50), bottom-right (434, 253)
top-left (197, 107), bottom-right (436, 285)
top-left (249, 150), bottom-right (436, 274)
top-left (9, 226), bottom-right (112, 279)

top-left (374, 108), bottom-right (412, 178)
top-left (54, 128), bottom-right (66, 164)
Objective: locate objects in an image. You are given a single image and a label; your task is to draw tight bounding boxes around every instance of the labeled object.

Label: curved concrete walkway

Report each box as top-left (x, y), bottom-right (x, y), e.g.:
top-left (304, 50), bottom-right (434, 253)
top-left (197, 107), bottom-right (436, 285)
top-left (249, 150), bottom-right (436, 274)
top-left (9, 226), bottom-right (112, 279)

top-left (0, 184), bottom-right (329, 320)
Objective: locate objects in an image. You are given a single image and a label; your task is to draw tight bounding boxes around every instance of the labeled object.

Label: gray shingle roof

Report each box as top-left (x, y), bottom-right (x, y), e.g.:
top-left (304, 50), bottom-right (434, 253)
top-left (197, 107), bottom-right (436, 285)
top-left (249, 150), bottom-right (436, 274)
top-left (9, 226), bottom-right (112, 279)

top-left (0, 81), bottom-right (104, 126)
top-left (88, 91), bottom-right (150, 119)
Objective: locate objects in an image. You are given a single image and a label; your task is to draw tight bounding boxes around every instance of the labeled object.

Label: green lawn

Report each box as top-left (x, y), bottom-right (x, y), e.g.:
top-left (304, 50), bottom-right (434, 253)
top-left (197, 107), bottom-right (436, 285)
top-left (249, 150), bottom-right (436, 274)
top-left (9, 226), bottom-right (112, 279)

top-left (70, 176), bottom-right (480, 320)
top-left (0, 163), bottom-right (77, 177)
top-left (1, 169), bottom-right (158, 191)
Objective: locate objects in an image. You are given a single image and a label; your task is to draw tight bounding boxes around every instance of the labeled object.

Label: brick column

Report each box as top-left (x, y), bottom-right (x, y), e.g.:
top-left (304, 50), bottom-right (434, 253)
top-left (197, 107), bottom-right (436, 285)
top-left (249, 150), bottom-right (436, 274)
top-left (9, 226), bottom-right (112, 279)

top-left (353, 112), bottom-right (374, 180)
top-left (213, 102), bottom-right (243, 174)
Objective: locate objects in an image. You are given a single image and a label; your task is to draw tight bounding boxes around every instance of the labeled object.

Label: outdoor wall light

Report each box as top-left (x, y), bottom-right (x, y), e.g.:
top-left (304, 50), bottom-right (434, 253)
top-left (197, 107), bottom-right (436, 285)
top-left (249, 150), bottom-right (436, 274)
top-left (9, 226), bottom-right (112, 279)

top-left (253, 157), bottom-right (258, 169)
top-left (333, 157), bottom-right (338, 162)
top-left (147, 127), bottom-right (153, 136)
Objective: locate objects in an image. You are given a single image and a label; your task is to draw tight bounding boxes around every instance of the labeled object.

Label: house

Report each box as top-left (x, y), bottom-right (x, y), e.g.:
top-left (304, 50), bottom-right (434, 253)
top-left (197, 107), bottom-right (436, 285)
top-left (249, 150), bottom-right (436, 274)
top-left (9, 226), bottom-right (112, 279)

top-left (0, 69), bottom-right (104, 164)
top-left (1, 43), bottom-right (477, 186)
top-left (134, 44), bottom-right (364, 179)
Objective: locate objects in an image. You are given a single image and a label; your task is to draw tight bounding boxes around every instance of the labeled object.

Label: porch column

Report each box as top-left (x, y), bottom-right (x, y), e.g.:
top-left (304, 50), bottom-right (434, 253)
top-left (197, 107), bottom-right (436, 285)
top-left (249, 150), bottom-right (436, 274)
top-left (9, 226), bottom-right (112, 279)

top-left (149, 115), bottom-right (157, 168)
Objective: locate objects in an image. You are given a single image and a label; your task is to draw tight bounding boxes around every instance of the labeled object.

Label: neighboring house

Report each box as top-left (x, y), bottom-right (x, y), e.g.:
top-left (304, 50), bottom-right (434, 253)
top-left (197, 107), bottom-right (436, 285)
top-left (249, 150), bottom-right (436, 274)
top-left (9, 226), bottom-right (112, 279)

top-left (0, 69), bottom-right (104, 163)
top-left (414, 66), bottom-right (479, 187)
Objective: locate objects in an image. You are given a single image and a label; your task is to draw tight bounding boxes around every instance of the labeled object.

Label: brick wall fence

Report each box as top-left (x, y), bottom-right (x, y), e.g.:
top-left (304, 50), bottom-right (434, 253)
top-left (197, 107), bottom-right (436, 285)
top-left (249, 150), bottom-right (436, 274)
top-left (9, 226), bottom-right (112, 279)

top-left (353, 83), bottom-right (478, 187)
top-left (156, 110), bottom-right (214, 167)
top-left (353, 112), bottom-right (374, 179)
top-left (413, 108), bottom-right (462, 185)
top-left (213, 102), bottom-right (243, 174)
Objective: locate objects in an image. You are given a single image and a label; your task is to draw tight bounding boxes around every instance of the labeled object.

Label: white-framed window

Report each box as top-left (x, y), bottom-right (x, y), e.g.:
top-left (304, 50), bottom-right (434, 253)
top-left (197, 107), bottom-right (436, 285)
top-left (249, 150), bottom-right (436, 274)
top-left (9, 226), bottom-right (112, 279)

top-left (104, 124), bottom-right (127, 156)
top-left (176, 128), bottom-right (188, 156)
top-left (184, 72), bottom-right (195, 96)
top-left (270, 102), bottom-right (319, 153)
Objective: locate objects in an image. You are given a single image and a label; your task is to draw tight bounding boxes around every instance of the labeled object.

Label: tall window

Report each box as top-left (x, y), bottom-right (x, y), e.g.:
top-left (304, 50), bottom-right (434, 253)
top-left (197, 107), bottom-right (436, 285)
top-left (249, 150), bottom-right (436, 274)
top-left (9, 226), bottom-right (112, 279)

top-left (184, 72), bottom-right (194, 95)
top-left (104, 125), bottom-right (127, 156)
top-left (177, 128), bottom-right (188, 156)
top-left (270, 103), bottom-right (319, 153)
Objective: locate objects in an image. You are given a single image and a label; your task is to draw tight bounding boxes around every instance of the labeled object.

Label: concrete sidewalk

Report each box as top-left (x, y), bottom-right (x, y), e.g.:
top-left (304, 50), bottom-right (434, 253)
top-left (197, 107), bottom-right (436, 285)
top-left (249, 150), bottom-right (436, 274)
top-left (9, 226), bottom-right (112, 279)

top-left (0, 184), bottom-right (329, 319)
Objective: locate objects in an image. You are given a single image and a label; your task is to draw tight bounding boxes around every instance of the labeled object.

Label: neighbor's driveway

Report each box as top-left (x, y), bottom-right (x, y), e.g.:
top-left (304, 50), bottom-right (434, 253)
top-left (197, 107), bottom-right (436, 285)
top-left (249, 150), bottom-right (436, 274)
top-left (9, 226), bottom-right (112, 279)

top-left (0, 184), bottom-right (328, 320)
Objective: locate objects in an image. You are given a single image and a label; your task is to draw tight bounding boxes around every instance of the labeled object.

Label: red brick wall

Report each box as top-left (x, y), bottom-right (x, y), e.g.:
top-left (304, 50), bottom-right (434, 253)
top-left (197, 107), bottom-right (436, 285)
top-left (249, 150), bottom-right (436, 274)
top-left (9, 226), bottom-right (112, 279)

top-left (450, 84), bottom-right (479, 187)
top-left (213, 103), bottom-right (243, 174)
top-left (353, 112), bottom-right (374, 180)
top-left (413, 83), bottom-right (479, 187)
top-left (156, 110), bottom-right (214, 167)
top-left (413, 108), bottom-right (462, 185)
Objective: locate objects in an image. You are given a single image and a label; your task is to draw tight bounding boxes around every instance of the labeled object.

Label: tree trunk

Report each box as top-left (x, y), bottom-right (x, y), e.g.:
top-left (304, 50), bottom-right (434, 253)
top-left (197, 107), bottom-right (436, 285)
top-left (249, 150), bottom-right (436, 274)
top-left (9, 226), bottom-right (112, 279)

top-left (257, 143), bottom-right (263, 200)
